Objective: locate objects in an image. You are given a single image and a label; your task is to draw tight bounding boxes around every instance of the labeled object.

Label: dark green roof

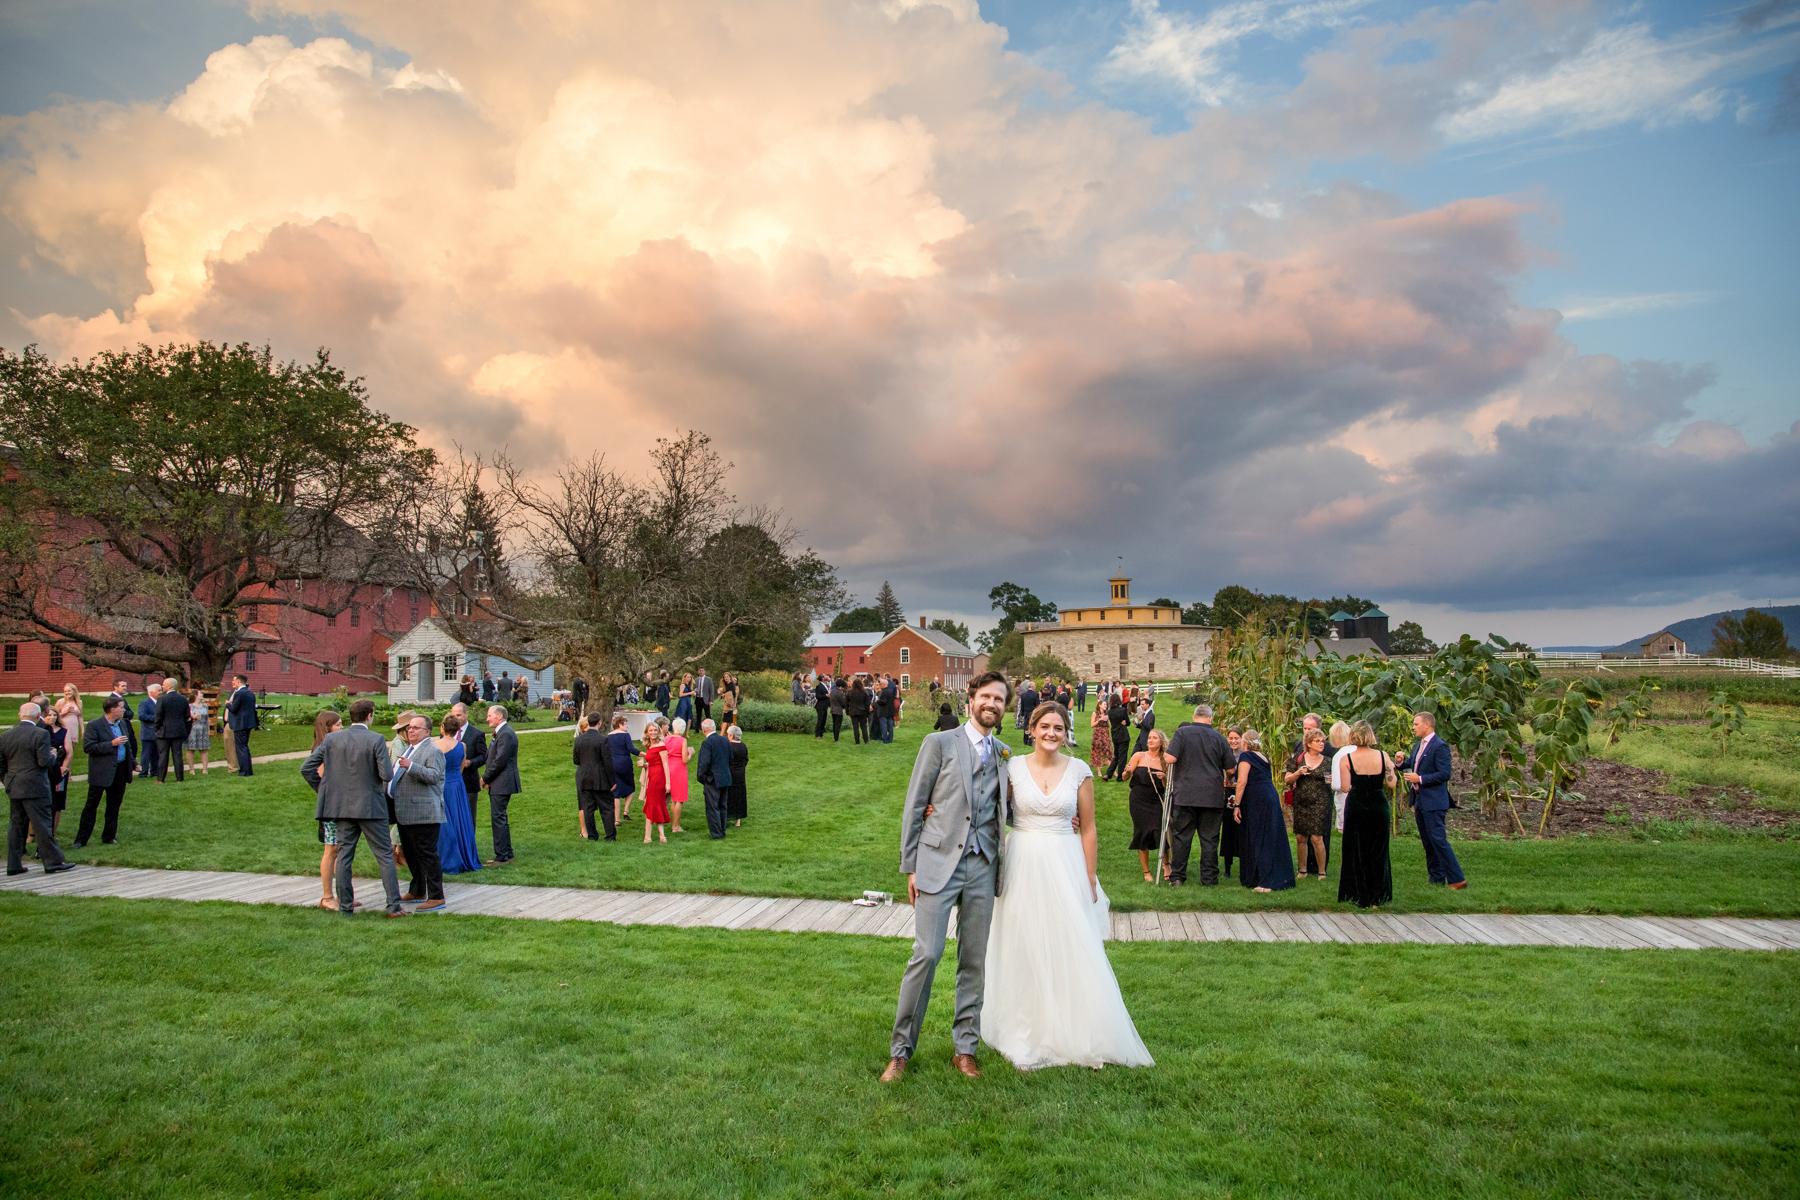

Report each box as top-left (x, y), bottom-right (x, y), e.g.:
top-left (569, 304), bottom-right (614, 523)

top-left (1328, 610), bottom-right (1353, 621)
top-left (1359, 607), bottom-right (1389, 619)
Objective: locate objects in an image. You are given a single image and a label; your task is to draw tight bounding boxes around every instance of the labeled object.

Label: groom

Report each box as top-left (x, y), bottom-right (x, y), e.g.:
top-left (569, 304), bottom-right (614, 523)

top-left (883, 670), bottom-right (1013, 1082)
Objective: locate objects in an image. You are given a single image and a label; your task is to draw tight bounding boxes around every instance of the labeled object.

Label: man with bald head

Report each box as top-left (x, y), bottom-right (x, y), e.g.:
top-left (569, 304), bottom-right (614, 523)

top-left (4, 703), bottom-right (74, 875)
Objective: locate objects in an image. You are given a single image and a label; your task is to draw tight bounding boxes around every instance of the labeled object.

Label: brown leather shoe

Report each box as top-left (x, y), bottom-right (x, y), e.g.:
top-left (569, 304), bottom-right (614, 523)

top-left (1448, 881), bottom-right (1467, 890)
top-left (879, 1057), bottom-right (907, 1083)
top-left (951, 1053), bottom-right (982, 1078)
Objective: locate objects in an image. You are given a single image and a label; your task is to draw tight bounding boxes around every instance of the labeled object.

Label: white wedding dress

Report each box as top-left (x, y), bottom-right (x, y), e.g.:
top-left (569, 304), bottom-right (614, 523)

top-left (981, 754), bottom-right (1154, 1070)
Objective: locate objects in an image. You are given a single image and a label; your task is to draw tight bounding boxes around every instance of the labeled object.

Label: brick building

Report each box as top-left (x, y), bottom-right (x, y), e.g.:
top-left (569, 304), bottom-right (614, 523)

top-left (1021, 574), bottom-right (1220, 681)
top-left (864, 619), bottom-right (980, 690)
top-left (804, 631), bottom-right (884, 678)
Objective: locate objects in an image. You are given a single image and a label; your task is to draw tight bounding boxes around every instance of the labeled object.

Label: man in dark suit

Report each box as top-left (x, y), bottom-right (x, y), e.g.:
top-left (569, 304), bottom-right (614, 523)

top-left (303, 698), bottom-right (403, 916)
top-left (77, 697), bottom-right (137, 847)
top-left (1396, 711), bottom-right (1465, 889)
top-left (156, 683), bottom-right (193, 782)
top-left (225, 674), bottom-right (257, 776)
top-left (480, 705), bottom-right (521, 863)
top-left (1133, 699), bottom-right (1157, 755)
top-left (481, 672), bottom-right (495, 702)
top-left (1162, 704), bottom-right (1235, 885)
top-left (654, 673), bottom-right (671, 717)
top-left (107, 680), bottom-right (129, 711)
top-left (695, 718), bottom-right (733, 839)
top-left (812, 675), bottom-right (830, 738)
top-left (571, 713), bottom-right (617, 841)
top-left (876, 676), bottom-right (898, 743)
top-left (1016, 680), bottom-right (1040, 745)
top-left (450, 702), bottom-right (487, 825)
top-left (4, 703), bottom-right (73, 875)
top-left (137, 684), bottom-right (162, 779)
top-left (694, 669), bottom-right (714, 725)
top-left (1102, 694), bottom-right (1132, 781)
top-left (1075, 679), bottom-right (1087, 712)
top-left (571, 676), bottom-right (590, 719)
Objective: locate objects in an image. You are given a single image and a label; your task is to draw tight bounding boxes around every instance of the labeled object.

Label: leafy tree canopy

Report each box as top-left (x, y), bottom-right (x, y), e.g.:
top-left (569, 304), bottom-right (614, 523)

top-left (874, 581), bottom-right (904, 633)
top-left (0, 341), bottom-right (431, 681)
top-left (927, 617), bottom-right (971, 647)
top-left (827, 606), bottom-right (884, 633)
top-left (1181, 601), bottom-right (1212, 626)
top-left (1390, 620), bottom-right (1438, 655)
top-left (1712, 609), bottom-right (1794, 660)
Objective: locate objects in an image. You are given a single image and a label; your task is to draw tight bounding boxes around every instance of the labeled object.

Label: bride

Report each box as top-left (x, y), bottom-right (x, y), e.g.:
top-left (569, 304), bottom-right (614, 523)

top-left (982, 700), bottom-right (1153, 1070)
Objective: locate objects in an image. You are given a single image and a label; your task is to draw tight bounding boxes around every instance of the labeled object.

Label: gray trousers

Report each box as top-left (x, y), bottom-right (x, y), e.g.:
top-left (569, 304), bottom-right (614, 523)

top-left (334, 817), bottom-right (402, 914)
top-left (891, 851), bottom-right (996, 1060)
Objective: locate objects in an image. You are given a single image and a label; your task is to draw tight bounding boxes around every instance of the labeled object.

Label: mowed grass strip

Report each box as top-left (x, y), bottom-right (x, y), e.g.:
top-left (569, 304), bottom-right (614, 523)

top-left (0, 894), bottom-right (1795, 1199)
top-left (56, 702), bottom-right (1800, 917)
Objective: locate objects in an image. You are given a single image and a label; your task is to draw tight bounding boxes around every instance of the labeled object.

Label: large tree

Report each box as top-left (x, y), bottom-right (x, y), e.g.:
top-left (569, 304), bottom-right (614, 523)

top-left (927, 617), bottom-right (971, 647)
top-left (0, 342), bottom-right (431, 682)
top-left (828, 606), bottom-right (884, 633)
top-left (1390, 620), bottom-right (1438, 655)
top-left (408, 432), bottom-right (846, 723)
top-left (1711, 609), bottom-right (1794, 660)
top-left (874, 581), bottom-right (904, 633)
top-left (978, 581), bottom-right (1057, 652)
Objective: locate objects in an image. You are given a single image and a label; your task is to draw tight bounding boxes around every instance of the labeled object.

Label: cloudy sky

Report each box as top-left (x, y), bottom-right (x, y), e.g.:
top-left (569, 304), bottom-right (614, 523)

top-left (3, 0), bottom-right (1796, 646)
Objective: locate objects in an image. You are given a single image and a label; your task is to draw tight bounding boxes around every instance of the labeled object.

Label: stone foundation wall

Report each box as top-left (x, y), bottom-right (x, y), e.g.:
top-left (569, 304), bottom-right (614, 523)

top-left (1022, 625), bottom-right (1217, 682)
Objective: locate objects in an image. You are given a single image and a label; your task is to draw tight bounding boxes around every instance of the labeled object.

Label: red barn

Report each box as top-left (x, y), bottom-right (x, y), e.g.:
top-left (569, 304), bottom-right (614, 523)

top-left (865, 619), bottom-right (978, 691)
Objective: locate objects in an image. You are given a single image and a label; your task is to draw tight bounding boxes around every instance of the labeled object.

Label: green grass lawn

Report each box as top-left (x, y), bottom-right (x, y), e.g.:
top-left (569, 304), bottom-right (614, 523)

top-left (59, 702), bottom-right (1800, 917)
top-left (0, 894), bottom-right (1793, 1198)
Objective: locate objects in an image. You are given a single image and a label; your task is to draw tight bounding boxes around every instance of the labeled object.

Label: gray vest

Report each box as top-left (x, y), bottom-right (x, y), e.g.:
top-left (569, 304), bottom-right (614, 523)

top-left (966, 742), bottom-right (1001, 859)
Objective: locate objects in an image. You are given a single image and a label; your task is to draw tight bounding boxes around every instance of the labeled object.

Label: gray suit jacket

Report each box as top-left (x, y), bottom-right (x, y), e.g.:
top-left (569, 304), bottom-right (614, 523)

top-left (0, 721), bottom-right (56, 799)
top-left (898, 727), bottom-right (1012, 896)
top-left (302, 725), bottom-right (394, 820)
top-left (386, 738), bottom-right (446, 825)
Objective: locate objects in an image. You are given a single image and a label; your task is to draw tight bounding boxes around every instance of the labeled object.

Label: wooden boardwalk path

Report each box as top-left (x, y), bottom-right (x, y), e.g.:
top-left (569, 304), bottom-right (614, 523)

top-left (3, 864), bottom-right (1796, 951)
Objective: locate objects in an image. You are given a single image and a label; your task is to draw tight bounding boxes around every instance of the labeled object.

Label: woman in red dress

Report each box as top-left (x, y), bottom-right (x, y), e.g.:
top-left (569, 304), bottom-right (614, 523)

top-left (641, 721), bottom-right (671, 843)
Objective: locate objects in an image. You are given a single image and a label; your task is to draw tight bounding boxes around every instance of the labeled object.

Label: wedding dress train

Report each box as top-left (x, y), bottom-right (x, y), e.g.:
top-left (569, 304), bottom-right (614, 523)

top-left (981, 754), bottom-right (1153, 1070)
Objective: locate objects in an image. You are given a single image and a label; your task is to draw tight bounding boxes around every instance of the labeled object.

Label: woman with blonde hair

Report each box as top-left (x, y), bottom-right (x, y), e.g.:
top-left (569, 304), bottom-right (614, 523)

top-left (641, 720), bottom-right (671, 843)
top-left (1283, 728), bottom-right (1333, 879)
top-left (1229, 728), bottom-right (1295, 892)
top-left (1328, 720), bottom-right (1353, 835)
top-left (1123, 728), bottom-right (1171, 882)
top-left (665, 716), bottom-right (694, 832)
top-left (1335, 721), bottom-right (1395, 908)
top-left (184, 684), bottom-right (212, 776)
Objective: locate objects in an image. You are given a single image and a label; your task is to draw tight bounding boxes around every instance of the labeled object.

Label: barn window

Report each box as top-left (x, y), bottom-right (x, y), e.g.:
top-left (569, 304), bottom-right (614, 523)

top-left (350, 603), bottom-right (361, 628)
top-left (409, 606), bottom-right (419, 625)
top-left (1118, 645), bottom-right (1128, 661)
top-left (281, 652), bottom-right (292, 673)
top-left (397, 655), bottom-right (411, 682)
top-left (321, 661), bottom-right (332, 676)
top-left (2, 645), bottom-right (15, 671)
top-left (347, 653), bottom-right (358, 674)
top-left (326, 612), bottom-right (336, 627)
top-left (49, 645), bottom-right (64, 672)
top-left (1086, 644), bottom-right (1094, 653)
top-left (246, 650), bottom-right (257, 672)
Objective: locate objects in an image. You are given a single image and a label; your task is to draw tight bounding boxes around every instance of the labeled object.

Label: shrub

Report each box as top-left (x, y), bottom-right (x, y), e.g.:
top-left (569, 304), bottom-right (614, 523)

top-left (738, 670), bottom-right (796, 704)
top-left (730, 699), bottom-right (816, 734)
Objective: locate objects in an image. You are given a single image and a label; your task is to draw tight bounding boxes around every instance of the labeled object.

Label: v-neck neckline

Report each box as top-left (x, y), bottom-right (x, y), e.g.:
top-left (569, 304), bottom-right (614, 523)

top-left (1025, 754), bottom-right (1071, 798)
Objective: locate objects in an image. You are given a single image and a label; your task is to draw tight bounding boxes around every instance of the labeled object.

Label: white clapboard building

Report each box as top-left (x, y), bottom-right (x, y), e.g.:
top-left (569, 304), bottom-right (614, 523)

top-left (383, 617), bottom-right (553, 705)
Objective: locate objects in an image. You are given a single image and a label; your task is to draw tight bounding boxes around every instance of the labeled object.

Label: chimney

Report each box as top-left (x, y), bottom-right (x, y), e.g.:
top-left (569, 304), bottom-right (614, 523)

top-left (919, 616), bottom-right (926, 627)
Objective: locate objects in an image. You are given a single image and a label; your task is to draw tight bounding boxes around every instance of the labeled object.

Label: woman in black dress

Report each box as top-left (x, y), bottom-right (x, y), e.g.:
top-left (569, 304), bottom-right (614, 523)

top-left (1335, 721), bottom-right (1394, 908)
top-left (1230, 729), bottom-right (1296, 892)
top-left (1220, 728), bottom-right (1244, 877)
top-left (1283, 728), bottom-right (1333, 880)
top-left (725, 726), bottom-right (749, 826)
top-left (1123, 729), bottom-right (1170, 882)
top-left (847, 679), bottom-right (872, 744)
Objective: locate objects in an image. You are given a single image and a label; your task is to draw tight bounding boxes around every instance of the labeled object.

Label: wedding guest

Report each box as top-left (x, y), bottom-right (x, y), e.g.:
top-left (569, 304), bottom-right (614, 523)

top-left (641, 720), bottom-right (671, 843)
top-left (1328, 720), bottom-right (1353, 837)
top-left (1124, 728), bottom-right (1171, 882)
top-left (61, 682), bottom-right (82, 714)
top-left (1076, 678), bottom-right (1088, 712)
top-left (390, 714), bottom-right (447, 911)
top-left (695, 668), bottom-right (715, 725)
top-left (1163, 705), bottom-right (1235, 885)
top-left (654, 672), bottom-right (671, 717)
top-left (1132, 697), bottom-right (1157, 754)
top-left (572, 712), bottom-right (618, 841)
top-left (1230, 729), bottom-right (1295, 893)
top-left (675, 673), bottom-right (695, 725)
top-left (1017, 678), bottom-right (1039, 746)
top-left (77, 696), bottom-right (136, 848)
top-left (1221, 727), bottom-right (1244, 878)
top-left (49, 700), bottom-right (78, 836)
top-left (1088, 701), bottom-right (1113, 778)
top-left (480, 704), bottom-right (521, 864)
top-left (307, 711), bottom-right (345, 909)
top-left (184, 685), bottom-right (212, 776)
top-left (1395, 711), bottom-right (1465, 889)
top-left (696, 719), bottom-right (733, 839)
top-left (718, 672), bottom-right (740, 732)
top-left (155, 679), bottom-right (193, 783)
top-left (303, 699), bottom-right (403, 917)
top-left (726, 725), bottom-right (748, 827)
top-left (449, 702), bottom-right (486, 826)
top-left (136, 684), bottom-right (162, 779)
top-left (481, 672), bottom-right (496, 702)
top-left (875, 676), bottom-right (898, 743)
top-left (513, 674), bottom-right (531, 705)
top-left (457, 675), bottom-right (478, 707)
top-left (847, 678), bottom-right (872, 744)
top-left (435, 714), bottom-right (483, 874)
top-left (829, 679), bottom-right (848, 741)
top-left (665, 717), bottom-right (694, 832)
top-left (607, 715), bottom-right (639, 828)
top-left (1292, 712), bottom-right (1323, 757)
top-left (1284, 729), bottom-right (1333, 880)
top-left (1336, 721), bottom-right (1394, 907)
top-left (1102, 693), bottom-right (1131, 782)
top-left (225, 673), bottom-right (257, 776)
top-left (933, 702), bottom-right (958, 731)
top-left (4, 703), bottom-right (72, 875)
top-left (790, 674), bottom-right (805, 706)
top-left (498, 670), bottom-right (512, 700)
top-left (812, 674), bottom-right (830, 738)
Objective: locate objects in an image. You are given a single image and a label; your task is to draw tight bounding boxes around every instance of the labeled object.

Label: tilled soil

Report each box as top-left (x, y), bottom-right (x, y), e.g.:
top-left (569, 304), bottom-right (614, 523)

top-left (1442, 755), bottom-right (1791, 838)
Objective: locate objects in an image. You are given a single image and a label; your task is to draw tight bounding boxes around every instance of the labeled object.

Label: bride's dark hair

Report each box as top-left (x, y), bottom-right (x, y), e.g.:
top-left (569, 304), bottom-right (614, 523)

top-left (1029, 701), bottom-right (1071, 734)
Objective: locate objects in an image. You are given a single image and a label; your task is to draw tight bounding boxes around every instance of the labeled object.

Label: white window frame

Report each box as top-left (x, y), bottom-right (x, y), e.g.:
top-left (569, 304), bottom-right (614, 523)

top-left (396, 655), bottom-right (411, 682)
top-left (900, 647), bottom-right (911, 664)
top-left (900, 673), bottom-right (911, 688)
top-left (443, 653), bottom-right (458, 681)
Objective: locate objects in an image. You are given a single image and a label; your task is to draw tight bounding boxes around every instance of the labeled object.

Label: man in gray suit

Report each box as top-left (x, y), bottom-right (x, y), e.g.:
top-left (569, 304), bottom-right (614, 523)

top-left (388, 713), bottom-right (447, 912)
top-left (302, 698), bottom-right (404, 917)
top-left (3, 703), bottom-right (74, 875)
top-left (883, 671), bottom-right (1013, 1082)
top-left (695, 668), bottom-right (716, 725)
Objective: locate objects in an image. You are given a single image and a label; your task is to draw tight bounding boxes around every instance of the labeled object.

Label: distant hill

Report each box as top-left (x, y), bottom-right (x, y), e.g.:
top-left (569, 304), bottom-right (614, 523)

top-left (1591, 605), bottom-right (1800, 655)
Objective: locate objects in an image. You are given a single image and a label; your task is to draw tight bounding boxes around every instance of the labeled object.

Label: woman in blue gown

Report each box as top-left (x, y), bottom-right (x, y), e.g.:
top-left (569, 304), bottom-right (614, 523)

top-left (435, 716), bottom-right (483, 875)
top-left (1230, 730), bottom-right (1295, 892)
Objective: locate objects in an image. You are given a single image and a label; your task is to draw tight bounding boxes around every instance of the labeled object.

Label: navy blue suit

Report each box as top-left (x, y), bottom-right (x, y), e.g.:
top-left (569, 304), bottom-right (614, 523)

top-left (225, 685), bottom-right (257, 775)
top-left (136, 696), bottom-right (161, 778)
top-left (1397, 735), bottom-right (1463, 885)
top-left (697, 732), bottom-right (734, 839)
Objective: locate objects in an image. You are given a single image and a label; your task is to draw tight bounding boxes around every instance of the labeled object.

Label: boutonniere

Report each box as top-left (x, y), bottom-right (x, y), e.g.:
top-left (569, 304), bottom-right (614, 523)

top-left (998, 745), bottom-right (1011, 760)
